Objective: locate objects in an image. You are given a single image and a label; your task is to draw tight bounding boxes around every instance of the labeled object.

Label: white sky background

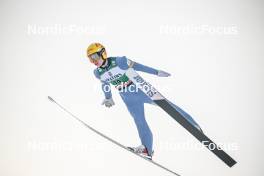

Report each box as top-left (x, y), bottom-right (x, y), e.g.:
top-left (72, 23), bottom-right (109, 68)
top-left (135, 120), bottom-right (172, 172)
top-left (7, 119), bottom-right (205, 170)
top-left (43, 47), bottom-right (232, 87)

top-left (0, 0), bottom-right (263, 175)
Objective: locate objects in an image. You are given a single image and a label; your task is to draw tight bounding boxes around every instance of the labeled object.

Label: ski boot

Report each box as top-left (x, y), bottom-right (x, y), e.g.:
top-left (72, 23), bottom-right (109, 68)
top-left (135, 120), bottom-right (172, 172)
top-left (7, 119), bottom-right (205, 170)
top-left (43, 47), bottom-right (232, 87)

top-left (128, 145), bottom-right (153, 160)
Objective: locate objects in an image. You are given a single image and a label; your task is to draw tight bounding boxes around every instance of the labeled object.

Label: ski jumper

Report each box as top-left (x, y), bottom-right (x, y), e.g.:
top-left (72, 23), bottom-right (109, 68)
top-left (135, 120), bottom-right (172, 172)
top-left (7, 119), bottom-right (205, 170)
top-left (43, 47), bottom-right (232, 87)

top-left (93, 56), bottom-right (201, 155)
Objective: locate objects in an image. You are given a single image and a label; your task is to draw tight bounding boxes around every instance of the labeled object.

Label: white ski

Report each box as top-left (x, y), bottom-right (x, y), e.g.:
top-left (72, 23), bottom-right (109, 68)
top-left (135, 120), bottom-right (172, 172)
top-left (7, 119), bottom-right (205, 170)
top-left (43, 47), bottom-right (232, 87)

top-left (48, 96), bottom-right (180, 176)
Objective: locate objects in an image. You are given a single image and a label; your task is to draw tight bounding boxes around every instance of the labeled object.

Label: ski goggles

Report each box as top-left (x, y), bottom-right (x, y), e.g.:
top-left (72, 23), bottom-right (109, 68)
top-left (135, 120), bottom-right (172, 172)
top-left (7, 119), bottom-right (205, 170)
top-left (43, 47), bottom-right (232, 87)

top-left (88, 48), bottom-right (105, 62)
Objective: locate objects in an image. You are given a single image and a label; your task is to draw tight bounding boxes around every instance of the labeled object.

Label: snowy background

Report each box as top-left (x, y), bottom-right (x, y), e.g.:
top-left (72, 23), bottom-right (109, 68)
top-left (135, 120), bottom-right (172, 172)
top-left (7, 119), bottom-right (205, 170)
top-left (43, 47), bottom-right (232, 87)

top-left (0, 0), bottom-right (263, 176)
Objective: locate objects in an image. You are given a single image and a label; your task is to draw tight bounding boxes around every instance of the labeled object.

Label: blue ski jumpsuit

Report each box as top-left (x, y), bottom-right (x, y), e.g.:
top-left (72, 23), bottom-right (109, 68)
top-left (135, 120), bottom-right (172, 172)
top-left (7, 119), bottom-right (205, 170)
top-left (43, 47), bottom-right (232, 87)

top-left (94, 56), bottom-right (201, 155)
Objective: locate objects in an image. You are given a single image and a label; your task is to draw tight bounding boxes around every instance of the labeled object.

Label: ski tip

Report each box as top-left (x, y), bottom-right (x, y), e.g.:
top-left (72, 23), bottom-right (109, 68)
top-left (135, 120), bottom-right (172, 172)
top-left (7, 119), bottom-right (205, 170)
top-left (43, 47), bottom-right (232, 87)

top-left (48, 96), bottom-right (55, 102)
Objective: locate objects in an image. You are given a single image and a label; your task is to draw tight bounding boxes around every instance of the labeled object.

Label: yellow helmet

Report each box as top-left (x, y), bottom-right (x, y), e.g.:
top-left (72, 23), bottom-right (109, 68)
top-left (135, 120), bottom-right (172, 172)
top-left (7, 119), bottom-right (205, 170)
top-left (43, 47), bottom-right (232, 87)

top-left (87, 43), bottom-right (107, 62)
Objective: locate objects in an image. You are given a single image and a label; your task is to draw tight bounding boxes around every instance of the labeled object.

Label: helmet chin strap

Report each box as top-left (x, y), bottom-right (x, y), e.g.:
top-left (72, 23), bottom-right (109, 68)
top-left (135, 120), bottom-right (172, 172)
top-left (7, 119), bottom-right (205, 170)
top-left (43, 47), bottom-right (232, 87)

top-left (100, 58), bottom-right (108, 68)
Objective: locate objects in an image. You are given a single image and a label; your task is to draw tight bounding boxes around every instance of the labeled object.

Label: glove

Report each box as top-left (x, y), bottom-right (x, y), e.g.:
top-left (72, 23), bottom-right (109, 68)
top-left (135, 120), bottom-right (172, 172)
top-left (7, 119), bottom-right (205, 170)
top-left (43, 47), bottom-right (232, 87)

top-left (157, 70), bottom-right (171, 77)
top-left (101, 98), bottom-right (115, 108)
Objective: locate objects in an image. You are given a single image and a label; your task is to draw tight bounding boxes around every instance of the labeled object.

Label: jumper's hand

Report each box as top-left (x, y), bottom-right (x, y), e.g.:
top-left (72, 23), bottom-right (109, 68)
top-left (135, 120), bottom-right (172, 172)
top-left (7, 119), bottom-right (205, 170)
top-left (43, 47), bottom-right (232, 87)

top-left (101, 98), bottom-right (115, 108)
top-left (158, 70), bottom-right (171, 77)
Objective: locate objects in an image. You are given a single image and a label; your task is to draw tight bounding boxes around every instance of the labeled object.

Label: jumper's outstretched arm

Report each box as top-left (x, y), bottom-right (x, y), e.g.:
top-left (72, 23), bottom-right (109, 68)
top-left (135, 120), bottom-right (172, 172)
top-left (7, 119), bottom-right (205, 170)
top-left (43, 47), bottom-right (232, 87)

top-left (129, 60), bottom-right (159, 75)
top-left (117, 56), bottom-right (170, 77)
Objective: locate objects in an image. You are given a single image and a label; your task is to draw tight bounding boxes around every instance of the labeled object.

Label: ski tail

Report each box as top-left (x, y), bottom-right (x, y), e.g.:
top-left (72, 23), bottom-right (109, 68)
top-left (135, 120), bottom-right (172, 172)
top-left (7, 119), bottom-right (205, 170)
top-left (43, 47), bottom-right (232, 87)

top-left (155, 99), bottom-right (237, 167)
top-left (126, 68), bottom-right (237, 167)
